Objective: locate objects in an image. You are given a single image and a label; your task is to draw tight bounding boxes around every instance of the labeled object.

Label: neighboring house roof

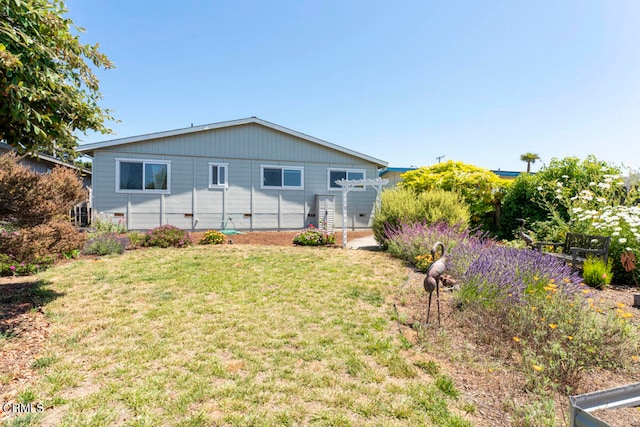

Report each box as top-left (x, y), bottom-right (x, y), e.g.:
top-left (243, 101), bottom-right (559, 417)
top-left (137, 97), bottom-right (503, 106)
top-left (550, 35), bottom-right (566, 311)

top-left (379, 167), bottom-right (418, 176)
top-left (379, 166), bottom-right (523, 180)
top-left (491, 170), bottom-right (523, 179)
top-left (0, 142), bottom-right (91, 176)
top-left (78, 117), bottom-right (388, 168)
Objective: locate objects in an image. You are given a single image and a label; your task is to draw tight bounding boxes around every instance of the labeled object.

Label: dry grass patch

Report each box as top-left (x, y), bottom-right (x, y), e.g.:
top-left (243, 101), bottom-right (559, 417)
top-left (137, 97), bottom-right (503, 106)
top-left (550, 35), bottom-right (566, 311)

top-left (3, 245), bottom-right (472, 426)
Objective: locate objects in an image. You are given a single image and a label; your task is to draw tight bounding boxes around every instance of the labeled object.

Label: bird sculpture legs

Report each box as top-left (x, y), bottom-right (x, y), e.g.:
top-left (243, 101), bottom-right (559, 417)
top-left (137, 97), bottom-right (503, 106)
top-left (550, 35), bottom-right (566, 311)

top-left (424, 241), bottom-right (446, 326)
top-left (423, 275), bottom-right (441, 326)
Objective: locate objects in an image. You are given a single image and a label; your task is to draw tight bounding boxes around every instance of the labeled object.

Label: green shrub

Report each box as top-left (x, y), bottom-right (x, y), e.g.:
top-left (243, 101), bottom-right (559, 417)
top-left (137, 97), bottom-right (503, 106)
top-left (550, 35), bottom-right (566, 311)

top-left (82, 233), bottom-right (128, 256)
top-left (144, 225), bottom-right (192, 248)
top-left (92, 216), bottom-right (127, 234)
top-left (62, 249), bottom-right (80, 259)
top-left (200, 230), bottom-right (226, 245)
top-left (582, 257), bottom-right (613, 288)
top-left (127, 231), bottom-right (147, 249)
top-left (0, 253), bottom-right (52, 276)
top-left (372, 187), bottom-right (470, 245)
top-left (293, 226), bottom-right (336, 246)
top-left (507, 288), bottom-right (634, 392)
top-left (499, 173), bottom-right (549, 240)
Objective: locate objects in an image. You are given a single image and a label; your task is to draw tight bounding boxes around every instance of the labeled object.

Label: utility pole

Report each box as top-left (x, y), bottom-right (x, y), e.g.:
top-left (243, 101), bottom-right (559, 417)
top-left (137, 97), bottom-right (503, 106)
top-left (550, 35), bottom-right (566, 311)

top-left (436, 155), bottom-right (445, 163)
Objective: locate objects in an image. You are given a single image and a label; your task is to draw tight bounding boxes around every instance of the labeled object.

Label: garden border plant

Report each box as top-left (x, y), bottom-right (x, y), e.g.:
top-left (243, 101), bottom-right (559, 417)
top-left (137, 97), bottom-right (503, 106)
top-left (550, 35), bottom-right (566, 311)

top-left (292, 224), bottom-right (336, 246)
top-left (143, 224), bottom-right (193, 248)
top-left (384, 221), bottom-right (638, 394)
top-left (199, 230), bottom-right (226, 245)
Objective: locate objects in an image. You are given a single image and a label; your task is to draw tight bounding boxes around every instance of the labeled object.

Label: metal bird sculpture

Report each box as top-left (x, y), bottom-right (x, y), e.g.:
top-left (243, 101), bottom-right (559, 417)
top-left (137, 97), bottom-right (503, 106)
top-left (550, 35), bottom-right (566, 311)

top-left (423, 241), bottom-right (446, 325)
top-left (516, 218), bottom-right (535, 248)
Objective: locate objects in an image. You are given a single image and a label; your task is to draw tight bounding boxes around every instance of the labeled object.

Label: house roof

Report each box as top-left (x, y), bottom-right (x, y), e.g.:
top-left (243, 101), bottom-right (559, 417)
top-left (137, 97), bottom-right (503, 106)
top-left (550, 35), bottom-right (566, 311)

top-left (78, 117), bottom-right (388, 168)
top-left (0, 142), bottom-right (91, 175)
top-left (491, 170), bottom-right (523, 179)
top-left (379, 166), bottom-right (524, 179)
top-left (379, 167), bottom-right (418, 176)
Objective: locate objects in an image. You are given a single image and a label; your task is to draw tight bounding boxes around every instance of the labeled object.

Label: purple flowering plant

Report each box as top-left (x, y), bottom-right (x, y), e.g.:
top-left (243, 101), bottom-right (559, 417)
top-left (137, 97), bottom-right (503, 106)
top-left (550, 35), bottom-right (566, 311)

top-left (385, 220), bottom-right (636, 391)
top-left (293, 224), bottom-right (336, 246)
top-left (458, 245), bottom-right (584, 307)
top-left (384, 220), bottom-right (584, 304)
top-left (0, 253), bottom-right (50, 276)
top-left (144, 225), bottom-right (193, 248)
top-left (384, 221), bottom-right (491, 276)
top-left (82, 233), bottom-right (129, 256)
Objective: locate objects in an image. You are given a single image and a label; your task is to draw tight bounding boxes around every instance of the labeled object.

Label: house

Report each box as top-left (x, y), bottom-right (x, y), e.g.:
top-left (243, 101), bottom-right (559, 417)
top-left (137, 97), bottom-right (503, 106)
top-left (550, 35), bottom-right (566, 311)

top-left (0, 142), bottom-right (92, 187)
top-left (379, 167), bottom-right (418, 187)
top-left (78, 117), bottom-right (388, 231)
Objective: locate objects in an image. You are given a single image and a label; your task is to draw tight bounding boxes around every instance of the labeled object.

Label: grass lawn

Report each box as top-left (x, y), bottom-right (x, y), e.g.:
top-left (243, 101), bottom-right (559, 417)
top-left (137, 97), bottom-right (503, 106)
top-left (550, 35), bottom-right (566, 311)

top-left (6, 245), bottom-right (472, 426)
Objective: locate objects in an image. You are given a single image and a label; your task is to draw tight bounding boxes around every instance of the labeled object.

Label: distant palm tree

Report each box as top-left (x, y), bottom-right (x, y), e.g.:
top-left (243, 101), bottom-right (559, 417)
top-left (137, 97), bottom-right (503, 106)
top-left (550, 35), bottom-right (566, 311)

top-left (520, 152), bottom-right (540, 173)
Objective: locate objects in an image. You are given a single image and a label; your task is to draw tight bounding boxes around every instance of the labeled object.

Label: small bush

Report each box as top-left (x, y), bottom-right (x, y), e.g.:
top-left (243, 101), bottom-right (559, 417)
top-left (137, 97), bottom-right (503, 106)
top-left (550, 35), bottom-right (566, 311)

top-left (0, 221), bottom-right (86, 262)
top-left (92, 216), bottom-right (127, 234)
top-left (293, 225), bottom-right (336, 246)
top-left (82, 233), bottom-right (129, 256)
top-left (200, 230), bottom-right (226, 245)
top-left (127, 231), bottom-right (147, 249)
top-left (0, 253), bottom-right (52, 276)
top-left (0, 152), bottom-right (87, 228)
top-left (373, 188), bottom-right (470, 246)
top-left (413, 253), bottom-right (434, 273)
top-left (144, 225), bottom-right (192, 248)
top-left (582, 257), bottom-right (613, 288)
top-left (62, 249), bottom-right (80, 259)
top-left (506, 287), bottom-right (635, 392)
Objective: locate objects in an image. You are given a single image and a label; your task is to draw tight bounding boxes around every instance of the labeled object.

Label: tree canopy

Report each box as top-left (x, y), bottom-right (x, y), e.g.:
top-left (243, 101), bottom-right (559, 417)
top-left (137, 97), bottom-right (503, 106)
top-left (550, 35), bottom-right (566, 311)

top-left (0, 0), bottom-right (114, 159)
top-left (520, 152), bottom-right (540, 173)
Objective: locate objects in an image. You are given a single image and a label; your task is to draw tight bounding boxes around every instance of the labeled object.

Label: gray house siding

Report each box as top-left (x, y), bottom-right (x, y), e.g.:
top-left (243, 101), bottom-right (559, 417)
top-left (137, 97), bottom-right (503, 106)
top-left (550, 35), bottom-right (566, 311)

top-left (84, 120), bottom-right (386, 231)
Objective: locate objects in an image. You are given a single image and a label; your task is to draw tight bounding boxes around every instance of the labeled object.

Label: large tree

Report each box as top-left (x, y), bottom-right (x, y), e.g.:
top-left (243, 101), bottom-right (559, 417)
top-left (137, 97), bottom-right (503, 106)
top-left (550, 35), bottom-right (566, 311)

top-left (0, 0), bottom-right (114, 159)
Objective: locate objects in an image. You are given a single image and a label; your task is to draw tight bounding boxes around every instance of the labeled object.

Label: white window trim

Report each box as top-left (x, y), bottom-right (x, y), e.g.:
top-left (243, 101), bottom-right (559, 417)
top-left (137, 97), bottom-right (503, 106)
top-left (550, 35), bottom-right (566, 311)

top-left (327, 168), bottom-right (366, 191)
top-left (115, 158), bottom-right (171, 194)
top-left (260, 165), bottom-right (304, 190)
top-left (208, 162), bottom-right (228, 188)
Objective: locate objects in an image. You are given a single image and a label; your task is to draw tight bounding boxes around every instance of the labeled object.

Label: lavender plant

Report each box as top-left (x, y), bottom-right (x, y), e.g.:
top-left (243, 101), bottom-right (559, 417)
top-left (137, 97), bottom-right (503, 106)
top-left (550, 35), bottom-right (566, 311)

top-left (384, 221), bottom-right (489, 272)
top-left (82, 233), bottom-right (129, 256)
top-left (456, 245), bottom-right (584, 308)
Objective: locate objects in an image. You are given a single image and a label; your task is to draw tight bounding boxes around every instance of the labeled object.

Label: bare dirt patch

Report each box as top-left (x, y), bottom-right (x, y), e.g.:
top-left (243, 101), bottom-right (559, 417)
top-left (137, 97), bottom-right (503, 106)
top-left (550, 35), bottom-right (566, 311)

top-left (0, 277), bottom-right (58, 421)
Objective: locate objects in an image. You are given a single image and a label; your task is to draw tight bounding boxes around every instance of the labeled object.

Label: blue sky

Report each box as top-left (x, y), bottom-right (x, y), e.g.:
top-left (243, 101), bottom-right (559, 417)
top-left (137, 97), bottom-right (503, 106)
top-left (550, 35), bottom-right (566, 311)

top-left (66, 0), bottom-right (640, 173)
